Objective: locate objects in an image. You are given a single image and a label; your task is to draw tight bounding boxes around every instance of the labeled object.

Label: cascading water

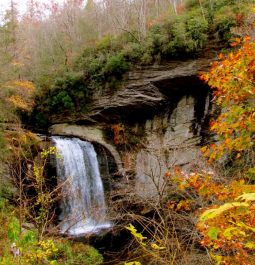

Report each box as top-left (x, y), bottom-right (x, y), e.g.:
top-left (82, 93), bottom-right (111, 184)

top-left (52, 136), bottom-right (111, 236)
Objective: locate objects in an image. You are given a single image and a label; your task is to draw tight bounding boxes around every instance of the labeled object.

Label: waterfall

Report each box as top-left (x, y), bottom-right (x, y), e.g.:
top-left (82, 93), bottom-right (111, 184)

top-left (52, 136), bottom-right (111, 236)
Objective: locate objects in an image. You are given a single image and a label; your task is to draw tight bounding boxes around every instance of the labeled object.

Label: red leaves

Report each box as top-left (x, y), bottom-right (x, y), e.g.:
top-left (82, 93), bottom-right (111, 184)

top-left (165, 171), bottom-right (171, 178)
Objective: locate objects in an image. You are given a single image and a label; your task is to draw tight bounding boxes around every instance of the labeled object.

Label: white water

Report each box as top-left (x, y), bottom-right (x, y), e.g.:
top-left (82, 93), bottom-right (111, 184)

top-left (52, 136), bottom-right (111, 236)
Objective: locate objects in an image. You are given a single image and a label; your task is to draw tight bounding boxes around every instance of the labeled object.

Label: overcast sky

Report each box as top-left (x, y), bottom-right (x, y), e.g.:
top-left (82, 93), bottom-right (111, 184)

top-left (0, 0), bottom-right (67, 20)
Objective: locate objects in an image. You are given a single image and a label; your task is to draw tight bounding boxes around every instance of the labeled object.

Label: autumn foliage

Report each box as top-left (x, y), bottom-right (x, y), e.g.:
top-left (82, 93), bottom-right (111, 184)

top-left (193, 37), bottom-right (255, 264)
top-left (5, 80), bottom-right (35, 112)
top-left (159, 36), bottom-right (255, 265)
top-left (111, 124), bottom-right (125, 145)
top-left (171, 170), bottom-right (255, 264)
top-left (200, 36), bottom-right (255, 163)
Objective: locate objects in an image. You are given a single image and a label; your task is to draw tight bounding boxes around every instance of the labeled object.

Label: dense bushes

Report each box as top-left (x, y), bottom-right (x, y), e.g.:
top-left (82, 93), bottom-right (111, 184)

top-left (32, 72), bottom-right (91, 126)
top-left (161, 11), bottom-right (208, 55)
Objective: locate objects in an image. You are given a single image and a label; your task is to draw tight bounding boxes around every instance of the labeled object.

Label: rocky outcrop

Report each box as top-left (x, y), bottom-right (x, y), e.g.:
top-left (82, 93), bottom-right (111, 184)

top-left (50, 56), bottom-right (214, 197)
top-left (82, 58), bottom-right (212, 123)
top-left (134, 95), bottom-right (210, 197)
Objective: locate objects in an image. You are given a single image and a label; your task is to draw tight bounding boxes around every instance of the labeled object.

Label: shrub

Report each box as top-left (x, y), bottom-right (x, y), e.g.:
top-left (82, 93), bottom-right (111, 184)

top-left (56, 241), bottom-right (104, 265)
top-left (122, 42), bottom-right (144, 62)
top-left (70, 243), bottom-right (103, 265)
top-left (169, 170), bottom-right (255, 265)
top-left (34, 71), bottom-right (93, 118)
top-left (87, 55), bottom-right (107, 80)
top-left (103, 53), bottom-right (129, 78)
top-left (186, 15), bottom-right (208, 49)
top-left (96, 35), bottom-right (123, 53)
top-left (51, 91), bottom-right (74, 110)
top-left (213, 6), bottom-right (237, 40)
top-left (140, 52), bottom-right (153, 65)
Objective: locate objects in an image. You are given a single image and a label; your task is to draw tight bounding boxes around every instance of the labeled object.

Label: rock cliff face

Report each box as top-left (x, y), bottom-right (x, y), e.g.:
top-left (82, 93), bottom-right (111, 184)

top-left (79, 58), bottom-right (211, 123)
top-left (50, 57), bottom-right (213, 197)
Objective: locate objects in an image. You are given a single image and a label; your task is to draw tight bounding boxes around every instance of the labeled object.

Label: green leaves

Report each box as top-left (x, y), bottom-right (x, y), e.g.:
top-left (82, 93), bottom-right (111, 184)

top-left (208, 227), bottom-right (220, 240)
top-left (21, 230), bottom-right (36, 246)
top-left (7, 217), bottom-right (20, 242)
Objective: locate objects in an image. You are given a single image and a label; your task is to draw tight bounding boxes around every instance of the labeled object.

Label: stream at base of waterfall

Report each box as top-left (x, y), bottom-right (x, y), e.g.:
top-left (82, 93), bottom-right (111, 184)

top-left (52, 136), bottom-right (111, 236)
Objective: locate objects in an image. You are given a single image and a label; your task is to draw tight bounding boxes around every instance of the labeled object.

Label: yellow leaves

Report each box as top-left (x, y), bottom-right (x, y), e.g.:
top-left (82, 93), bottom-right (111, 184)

top-left (236, 222), bottom-right (255, 233)
top-left (198, 189), bottom-right (255, 264)
top-left (236, 193), bottom-right (255, 202)
top-left (3, 80), bottom-right (35, 112)
top-left (236, 153), bottom-right (241, 159)
top-left (125, 224), bottom-right (147, 245)
top-left (41, 146), bottom-right (59, 159)
top-left (25, 239), bottom-right (59, 264)
top-left (245, 242), bottom-right (255, 249)
top-left (6, 80), bottom-right (35, 92)
top-left (200, 202), bottom-right (249, 222)
top-left (150, 243), bottom-right (166, 250)
top-left (9, 95), bottom-right (30, 111)
top-left (218, 53), bottom-right (225, 59)
top-left (211, 254), bottom-right (223, 265)
top-left (200, 146), bottom-right (208, 156)
top-left (196, 39), bottom-right (255, 261)
top-left (244, 36), bottom-right (251, 42)
top-left (176, 200), bottom-right (191, 211)
top-left (38, 239), bottom-right (58, 253)
top-left (207, 227), bottom-right (220, 240)
top-left (125, 223), bottom-right (166, 265)
top-left (223, 227), bottom-right (242, 240)
top-left (200, 36), bottom-right (255, 164)
top-left (166, 199), bottom-right (191, 211)
top-left (167, 200), bottom-right (176, 209)
top-left (33, 165), bottom-right (43, 182)
top-left (173, 168), bottom-right (255, 205)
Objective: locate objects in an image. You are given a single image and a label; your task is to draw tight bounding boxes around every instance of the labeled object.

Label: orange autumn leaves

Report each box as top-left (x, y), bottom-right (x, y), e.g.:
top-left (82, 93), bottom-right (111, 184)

top-left (200, 36), bottom-right (255, 163)
top-left (164, 36), bottom-right (255, 265)
top-left (111, 124), bottom-right (125, 145)
top-left (197, 193), bottom-right (255, 265)
top-left (167, 170), bottom-right (255, 265)
top-left (195, 36), bottom-right (255, 265)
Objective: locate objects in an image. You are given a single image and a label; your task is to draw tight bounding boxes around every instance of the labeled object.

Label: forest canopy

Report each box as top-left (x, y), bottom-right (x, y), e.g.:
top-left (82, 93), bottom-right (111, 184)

top-left (1, 0), bottom-right (254, 127)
